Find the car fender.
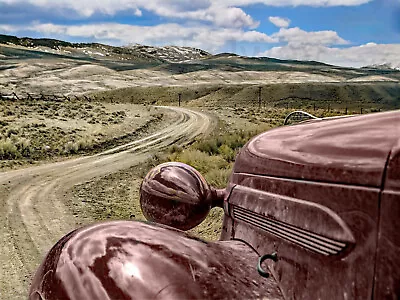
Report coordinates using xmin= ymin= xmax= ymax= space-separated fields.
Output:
xmin=29 ymin=221 xmax=283 ymax=300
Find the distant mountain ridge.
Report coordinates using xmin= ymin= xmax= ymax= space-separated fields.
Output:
xmin=1 ymin=33 xmax=400 ymax=81
xmin=128 ymin=44 xmax=210 ymax=62
xmin=0 ymin=34 xmax=211 ymax=63
xmin=363 ymin=63 xmax=400 ymax=71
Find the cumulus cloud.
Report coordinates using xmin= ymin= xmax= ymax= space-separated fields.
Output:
xmin=0 ymin=0 xmax=259 ymax=28
xmin=0 ymin=24 xmax=18 ymax=32
xmin=178 ymin=4 xmax=259 ymax=28
xmin=0 ymin=0 xmax=373 ymax=24
xmin=1 ymin=22 xmax=275 ymax=52
xmin=272 ymin=27 xmax=349 ymax=45
xmin=259 ymin=43 xmax=400 ymax=68
xmin=221 ymin=0 xmax=372 ymax=6
xmin=269 ymin=16 xmax=291 ymax=28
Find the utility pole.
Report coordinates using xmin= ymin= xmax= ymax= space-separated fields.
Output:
xmin=178 ymin=93 xmax=182 ymax=107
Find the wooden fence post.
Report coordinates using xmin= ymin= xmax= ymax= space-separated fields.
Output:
xmin=12 ymin=92 xmax=20 ymax=100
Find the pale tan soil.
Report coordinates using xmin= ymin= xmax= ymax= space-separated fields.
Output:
xmin=0 ymin=106 xmax=212 ymax=299
xmin=347 ymin=75 xmax=399 ymax=82
xmin=2 ymin=57 xmax=397 ymax=96
xmin=1 ymin=60 xmax=346 ymax=95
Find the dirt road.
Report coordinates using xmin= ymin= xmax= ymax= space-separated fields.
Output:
xmin=0 ymin=106 xmax=212 ymax=299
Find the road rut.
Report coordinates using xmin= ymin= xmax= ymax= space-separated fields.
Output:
xmin=0 ymin=106 xmax=212 ymax=299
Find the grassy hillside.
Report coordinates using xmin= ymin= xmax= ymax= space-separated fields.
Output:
xmin=92 ymin=82 xmax=400 ymax=112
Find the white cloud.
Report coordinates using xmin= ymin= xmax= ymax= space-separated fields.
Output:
xmin=259 ymin=43 xmax=400 ymax=68
xmin=0 ymin=0 xmax=373 ymax=25
xmin=134 ymin=8 xmax=143 ymax=17
xmin=178 ymin=4 xmax=260 ymax=28
xmin=0 ymin=24 xmax=18 ymax=32
xmin=1 ymin=22 xmax=275 ymax=52
xmin=218 ymin=0 xmax=372 ymax=7
xmin=0 ymin=0 xmax=259 ymax=28
xmin=272 ymin=27 xmax=349 ymax=45
xmin=269 ymin=16 xmax=291 ymax=28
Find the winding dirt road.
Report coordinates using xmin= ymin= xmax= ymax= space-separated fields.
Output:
xmin=0 ymin=106 xmax=212 ymax=299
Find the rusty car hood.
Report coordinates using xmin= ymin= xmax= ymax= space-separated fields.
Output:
xmin=233 ymin=110 xmax=400 ymax=187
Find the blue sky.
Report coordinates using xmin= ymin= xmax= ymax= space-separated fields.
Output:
xmin=0 ymin=0 xmax=399 ymax=67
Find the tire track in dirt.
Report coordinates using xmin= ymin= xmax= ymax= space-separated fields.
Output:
xmin=0 ymin=106 xmax=212 ymax=299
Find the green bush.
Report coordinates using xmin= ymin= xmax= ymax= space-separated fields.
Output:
xmin=217 ymin=144 xmax=236 ymax=162
xmin=204 ymin=168 xmax=232 ymax=188
xmin=76 ymin=138 xmax=93 ymax=151
xmin=15 ymin=138 xmax=32 ymax=157
xmin=169 ymin=149 xmax=228 ymax=174
xmin=64 ymin=141 xmax=79 ymax=154
xmin=0 ymin=138 xmax=20 ymax=159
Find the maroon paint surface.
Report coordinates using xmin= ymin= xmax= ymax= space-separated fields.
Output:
xmin=227 ymin=174 xmax=380 ymax=299
xmin=140 ymin=162 xmax=224 ymax=231
xmin=29 ymin=221 xmax=283 ymax=300
xmin=374 ymin=139 xmax=400 ymax=299
xmin=234 ymin=110 xmax=400 ymax=187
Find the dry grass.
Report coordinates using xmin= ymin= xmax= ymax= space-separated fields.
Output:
xmin=0 ymin=98 xmax=166 ymax=169
xmin=69 ymin=107 xmax=282 ymax=241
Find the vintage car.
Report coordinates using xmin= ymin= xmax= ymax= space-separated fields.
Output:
xmin=29 ymin=110 xmax=400 ymax=300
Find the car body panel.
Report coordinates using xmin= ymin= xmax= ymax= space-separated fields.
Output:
xmin=29 ymin=221 xmax=283 ymax=300
xmin=226 ymin=173 xmax=380 ymax=299
xmin=223 ymin=111 xmax=400 ymax=299
xmin=234 ymin=110 xmax=400 ymax=187
xmin=374 ymin=139 xmax=400 ymax=299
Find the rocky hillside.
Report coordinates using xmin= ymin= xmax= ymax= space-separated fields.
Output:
xmin=363 ymin=63 xmax=400 ymax=71
xmin=129 ymin=45 xmax=210 ymax=62
xmin=0 ymin=34 xmax=210 ymax=63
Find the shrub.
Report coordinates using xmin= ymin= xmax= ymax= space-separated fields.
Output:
xmin=196 ymin=139 xmax=219 ymax=155
xmin=168 ymin=144 xmax=183 ymax=154
xmin=218 ymin=144 xmax=236 ymax=162
xmin=15 ymin=138 xmax=32 ymax=157
xmin=204 ymin=168 xmax=232 ymax=188
xmin=76 ymin=138 xmax=93 ymax=151
xmin=0 ymin=138 xmax=20 ymax=159
xmin=169 ymin=149 xmax=228 ymax=174
xmin=64 ymin=141 xmax=79 ymax=154
xmin=6 ymin=128 xmax=19 ymax=137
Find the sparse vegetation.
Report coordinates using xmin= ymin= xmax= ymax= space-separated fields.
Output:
xmin=70 ymin=107 xmax=280 ymax=241
xmin=0 ymin=97 xmax=166 ymax=169
xmin=93 ymin=82 xmax=400 ymax=111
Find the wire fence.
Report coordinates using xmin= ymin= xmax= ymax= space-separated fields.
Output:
xmin=0 ymin=91 xmax=387 ymax=115
xmin=0 ymin=93 xmax=94 ymax=102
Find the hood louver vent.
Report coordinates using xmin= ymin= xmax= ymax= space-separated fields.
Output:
xmin=233 ymin=206 xmax=347 ymax=256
